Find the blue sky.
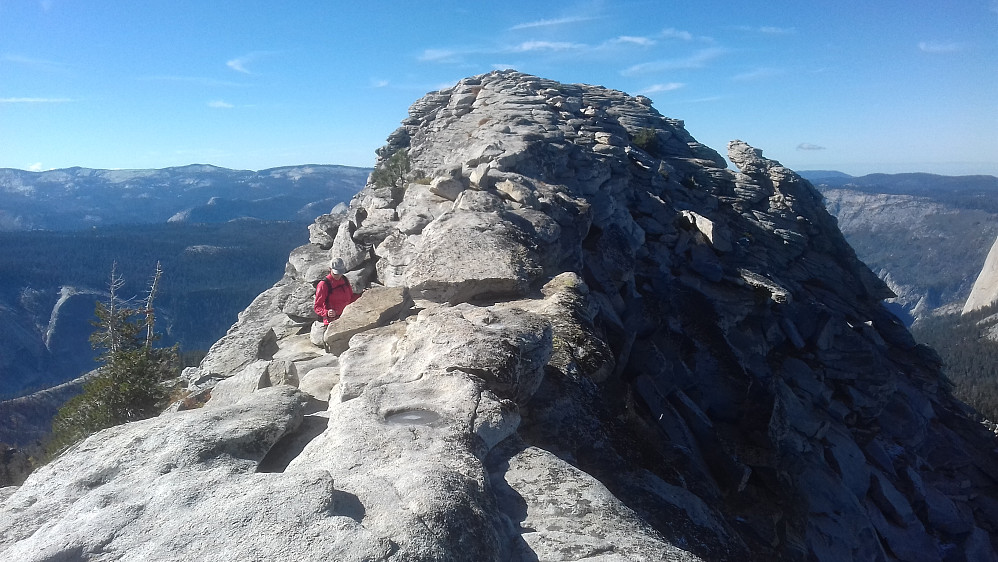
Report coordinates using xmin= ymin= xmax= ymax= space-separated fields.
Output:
xmin=2 ymin=0 xmax=996 ymax=176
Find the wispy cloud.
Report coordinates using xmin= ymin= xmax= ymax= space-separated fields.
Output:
xmin=509 ymin=41 xmax=585 ymax=53
xmin=759 ymin=26 xmax=796 ymax=34
xmin=208 ymin=100 xmax=234 ymax=109
xmin=621 ymin=47 xmax=727 ymax=75
xmin=918 ymin=41 xmax=965 ymax=54
xmin=28 ymin=162 xmax=44 ymax=172
xmin=639 ymin=83 xmax=685 ymax=95
xmin=0 ymin=97 xmax=72 ymax=103
xmin=733 ymin=25 xmax=796 ymax=35
xmin=421 ymin=32 xmax=643 ymax=67
xmin=371 ymin=79 xmax=390 ymax=88
xmin=509 ymin=16 xmax=598 ymax=30
xmin=732 ymin=67 xmax=784 ymax=81
xmin=660 ymin=28 xmax=694 ymax=41
xmin=226 ymin=51 xmax=278 ymax=74
xmin=227 ymin=56 xmax=253 ymax=74
xmin=608 ymin=36 xmax=656 ymax=47
xmin=797 ymin=143 xmax=826 ymax=151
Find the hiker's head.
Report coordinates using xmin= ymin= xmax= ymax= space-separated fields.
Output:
xmin=330 ymin=258 xmax=346 ymax=277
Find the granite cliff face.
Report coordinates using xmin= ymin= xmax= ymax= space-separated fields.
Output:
xmin=2 ymin=71 xmax=996 ymax=561
xmin=964 ymin=234 xmax=998 ymax=315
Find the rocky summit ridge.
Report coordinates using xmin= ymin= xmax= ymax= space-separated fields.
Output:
xmin=2 ymin=70 xmax=996 ymax=561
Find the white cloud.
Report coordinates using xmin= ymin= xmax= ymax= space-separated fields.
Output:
xmin=0 ymin=97 xmax=71 ymax=103
xmin=918 ymin=41 xmax=965 ymax=54
xmin=208 ymin=100 xmax=234 ymax=109
xmin=660 ymin=28 xmax=694 ymax=41
xmin=797 ymin=143 xmax=826 ymax=151
xmin=621 ymin=47 xmax=727 ymax=75
xmin=226 ymin=56 xmax=252 ymax=74
xmin=371 ymin=79 xmax=390 ymax=88
xmin=639 ymin=83 xmax=685 ymax=94
xmin=610 ymin=36 xmax=656 ymax=47
xmin=491 ymin=63 xmax=518 ymax=70
xmin=226 ymin=51 xmax=278 ymax=74
xmin=28 ymin=162 xmax=44 ymax=172
xmin=759 ymin=26 xmax=795 ymax=34
xmin=509 ymin=41 xmax=585 ymax=53
xmin=686 ymin=95 xmax=724 ymax=103
xmin=509 ymin=16 xmax=598 ymax=30
xmin=733 ymin=25 xmax=796 ymax=35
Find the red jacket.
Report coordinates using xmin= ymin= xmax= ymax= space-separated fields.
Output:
xmin=314 ymin=274 xmax=357 ymax=324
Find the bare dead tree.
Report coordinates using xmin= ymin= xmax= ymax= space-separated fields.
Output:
xmin=144 ymin=261 xmax=163 ymax=349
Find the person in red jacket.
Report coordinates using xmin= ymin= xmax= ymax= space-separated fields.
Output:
xmin=314 ymin=258 xmax=358 ymax=325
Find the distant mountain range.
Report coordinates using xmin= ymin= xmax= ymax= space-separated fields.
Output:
xmin=800 ymin=170 xmax=998 ymax=323
xmin=0 ymin=164 xmax=370 ymax=230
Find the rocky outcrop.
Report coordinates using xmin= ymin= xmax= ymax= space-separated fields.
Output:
xmin=2 ymin=71 xmax=996 ymax=562
xmin=964 ymin=234 xmax=998 ymax=314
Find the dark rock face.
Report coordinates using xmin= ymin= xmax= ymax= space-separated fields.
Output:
xmin=2 ymin=71 xmax=996 ymax=561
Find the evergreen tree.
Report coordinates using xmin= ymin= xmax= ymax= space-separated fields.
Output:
xmin=46 ymin=262 xmax=180 ymax=459
xmin=370 ymin=148 xmax=410 ymax=190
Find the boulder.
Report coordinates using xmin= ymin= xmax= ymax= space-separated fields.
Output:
xmin=428 ymin=176 xmax=465 ymax=201
xmin=307 ymin=212 xmax=342 ymax=249
xmin=395 ymin=183 xmax=451 ymax=235
xmin=208 ymin=359 xmax=299 ymax=408
xmin=322 ymin=286 xmax=411 ymax=355
xmin=398 ymin=210 xmax=542 ymax=304
xmin=328 ymin=219 xmax=369 ymax=272
xmin=281 ymin=281 xmax=320 ymax=321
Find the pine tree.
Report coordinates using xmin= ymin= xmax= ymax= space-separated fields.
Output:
xmin=370 ymin=148 xmax=410 ymax=190
xmin=45 ymin=262 xmax=179 ymax=459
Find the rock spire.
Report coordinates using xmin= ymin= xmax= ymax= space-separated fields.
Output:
xmin=2 ymin=71 xmax=996 ymax=562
